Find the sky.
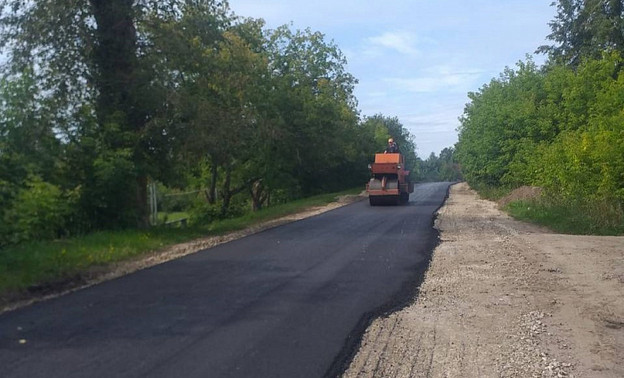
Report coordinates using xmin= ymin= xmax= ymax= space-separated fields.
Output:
xmin=227 ymin=0 xmax=557 ymax=158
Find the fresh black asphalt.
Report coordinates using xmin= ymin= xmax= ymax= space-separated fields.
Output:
xmin=0 ymin=182 xmax=452 ymax=378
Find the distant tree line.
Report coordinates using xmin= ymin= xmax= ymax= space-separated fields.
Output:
xmin=416 ymin=148 xmax=462 ymax=182
xmin=0 ymin=0 xmax=418 ymax=246
xmin=456 ymin=0 xmax=624 ymax=212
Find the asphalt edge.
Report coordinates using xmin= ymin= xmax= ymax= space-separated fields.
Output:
xmin=0 ymin=195 xmax=368 ymax=315
xmin=324 ymin=182 xmax=455 ymax=378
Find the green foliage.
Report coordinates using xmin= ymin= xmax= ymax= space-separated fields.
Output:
xmin=82 ymin=148 xmax=139 ymax=229
xmin=157 ymin=212 xmax=189 ymax=225
xmin=529 ymin=129 xmax=624 ymax=202
xmin=0 ymin=69 xmax=61 ymax=186
xmin=417 ymin=148 xmax=462 ymax=182
xmin=456 ymin=0 xmax=624 ymax=234
xmin=2 ymin=177 xmax=76 ymax=245
xmin=157 ymin=185 xmax=199 ymax=213
xmin=457 ymin=59 xmax=547 ymax=187
xmin=361 ymin=114 xmax=420 ymax=180
xmin=0 ymin=0 xmax=407 ymax=247
xmin=189 ymin=197 xmax=223 ymax=225
xmin=469 ymin=184 xmax=513 ymax=201
xmin=538 ymin=0 xmax=624 ymax=67
xmin=457 ymin=51 xmax=624 ymax=234
xmin=263 ymin=26 xmax=362 ymax=196
xmin=437 ymin=148 xmax=461 ymax=181
xmin=506 ymin=198 xmax=624 ymax=235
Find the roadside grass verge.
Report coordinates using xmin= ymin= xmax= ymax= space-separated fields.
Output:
xmin=467 ymin=181 xmax=624 ymax=236
xmin=469 ymin=183 xmax=513 ymax=201
xmin=0 ymin=188 xmax=362 ymax=301
xmin=206 ymin=189 xmax=360 ymax=234
xmin=505 ymin=198 xmax=624 ymax=236
xmin=157 ymin=211 xmax=189 ymax=224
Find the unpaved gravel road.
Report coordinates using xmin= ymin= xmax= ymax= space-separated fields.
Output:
xmin=344 ymin=182 xmax=624 ymax=378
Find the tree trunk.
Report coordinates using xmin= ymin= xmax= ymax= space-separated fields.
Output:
xmin=90 ymin=0 xmax=138 ymax=130
xmin=250 ymin=179 xmax=268 ymax=211
xmin=220 ymin=166 xmax=232 ymax=216
xmin=90 ymin=0 xmax=149 ymax=228
xmin=207 ymin=156 xmax=218 ymax=204
xmin=136 ymin=174 xmax=149 ymax=228
xmin=608 ymin=0 xmax=623 ymax=51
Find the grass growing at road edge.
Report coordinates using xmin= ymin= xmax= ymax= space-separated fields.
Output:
xmin=468 ymin=182 xmax=513 ymax=201
xmin=505 ymin=198 xmax=624 ymax=236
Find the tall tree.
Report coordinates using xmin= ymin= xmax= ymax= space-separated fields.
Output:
xmin=90 ymin=0 xmax=152 ymax=227
xmin=0 ymin=0 xmax=234 ymax=228
xmin=0 ymin=69 xmax=64 ymax=245
xmin=437 ymin=147 xmax=462 ymax=181
xmin=264 ymin=26 xmax=360 ymax=196
xmin=360 ymin=114 xmax=419 ymax=180
xmin=456 ymin=59 xmax=548 ymax=187
xmin=144 ymin=4 xmax=260 ymax=214
xmin=538 ymin=0 xmax=624 ymax=66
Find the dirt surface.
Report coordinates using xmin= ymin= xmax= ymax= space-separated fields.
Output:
xmin=1 ymin=194 xmax=365 ymax=314
xmin=343 ymin=182 xmax=624 ymax=378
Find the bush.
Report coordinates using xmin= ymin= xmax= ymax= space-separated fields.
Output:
xmin=189 ymin=199 xmax=222 ymax=225
xmin=157 ymin=184 xmax=200 ymax=213
xmin=529 ymin=129 xmax=624 ymax=202
xmin=87 ymin=148 xmax=137 ymax=229
xmin=4 ymin=176 xmax=75 ymax=244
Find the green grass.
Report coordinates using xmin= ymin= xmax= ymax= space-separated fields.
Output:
xmin=208 ymin=189 xmax=360 ymax=234
xmin=0 ymin=188 xmax=362 ymax=299
xmin=505 ymin=198 xmax=624 ymax=236
xmin=468 ymin=182 xmax=513 ymax=201
xmin=157 ymin=211 xmax=189 ymax=224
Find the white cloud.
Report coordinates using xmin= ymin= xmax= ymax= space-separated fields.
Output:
xmin=385 ymin=74 xmax=474 ymax=93
xmin=366 ymin=31 xmax=425 ymax=57
xmin=403 ymin=113 xmax=457 ymax=131
xmin=385 ymin=67 xmax=483 ymax=94
xmin=227 ymin=0 xmax=556 ymax=157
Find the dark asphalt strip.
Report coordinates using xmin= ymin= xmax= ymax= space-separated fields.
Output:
xmin=324 ymin=182 xmax=452 ymax=378
xmin=0 ymin=182 xmax=453 ymax=378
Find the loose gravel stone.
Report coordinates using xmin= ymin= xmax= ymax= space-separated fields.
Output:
xmin=343 ymin=183 xmax=623 ymax=378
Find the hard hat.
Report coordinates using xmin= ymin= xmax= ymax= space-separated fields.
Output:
xmin=388 ymin=138 xmax=394 ymax=143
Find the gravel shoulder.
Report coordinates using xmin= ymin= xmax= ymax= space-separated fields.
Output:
xmin=343 ymin=182 xmax=624 ymax=378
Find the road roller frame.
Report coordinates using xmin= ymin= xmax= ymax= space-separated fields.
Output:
xmin=366 ymin=153 xmax=414 ymax=206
